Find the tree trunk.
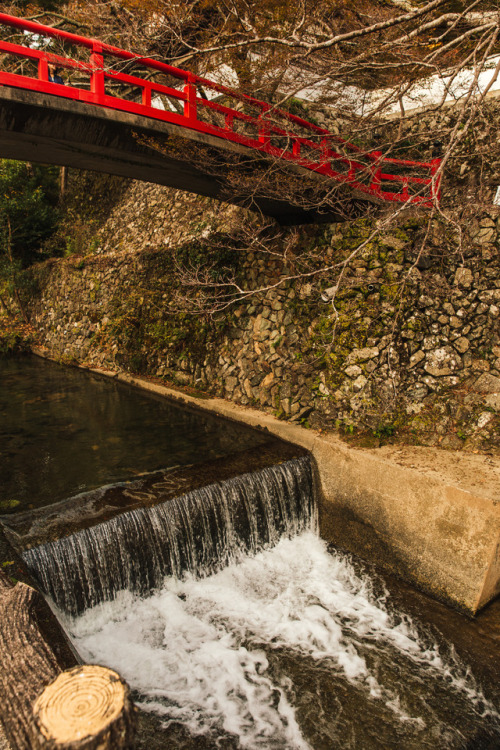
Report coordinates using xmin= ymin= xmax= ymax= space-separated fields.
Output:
xmin=0 ymin=293 xmax=13 ymax=318
xmin=5 ymin=218 xmax=29 ymax=325
xmin=0 ymin=573 xmax=135 ymax=749
xmin=59 ymin=167 xmax=68 ymax=200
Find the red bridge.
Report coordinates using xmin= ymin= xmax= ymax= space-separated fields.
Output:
xmin=0 ymin=13 xmax=441 ymax=223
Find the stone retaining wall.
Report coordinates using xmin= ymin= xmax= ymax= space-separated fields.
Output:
xmin=27 ymin=179 xmax=500 ymax=453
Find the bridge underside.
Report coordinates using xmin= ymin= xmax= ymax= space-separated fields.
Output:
xmin=0 ymin=87 xmax=373 ymax=225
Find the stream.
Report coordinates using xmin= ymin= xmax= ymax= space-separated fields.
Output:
xmin=1 ymin=356 xmax=499 ymax=750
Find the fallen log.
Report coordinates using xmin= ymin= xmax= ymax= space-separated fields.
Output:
xmin=0 ymin=572 xmax=135 ymax=749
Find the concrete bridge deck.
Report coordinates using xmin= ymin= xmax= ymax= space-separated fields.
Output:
xmin=0 ymin=86 xmax=350 ymax=225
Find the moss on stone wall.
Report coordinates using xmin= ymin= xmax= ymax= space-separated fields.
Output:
xmin=17 ymin=101 xmax=500 ymax=455
xmin=25 ymin=196 xmax=500 ymax=455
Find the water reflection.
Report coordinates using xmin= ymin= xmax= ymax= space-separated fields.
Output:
xmin=0 ymin=356 xmax=268 ymax=512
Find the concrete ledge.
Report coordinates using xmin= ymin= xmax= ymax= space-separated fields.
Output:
xmin=31 ymin=353 xmax=500 ymax=615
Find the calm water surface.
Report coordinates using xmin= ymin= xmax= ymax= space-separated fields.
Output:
xmin=0 ymin=356 xmax=268 ymax=512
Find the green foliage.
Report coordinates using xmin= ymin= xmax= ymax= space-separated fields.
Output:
xmin=372 ymin=423 xmax=395 ymax=439
xmin=0 ymin=160 xmax=60 ymax=319
xmin=0 ymin=254 xmax=23 ymax=307
xmin=0 ymin=160 xmax=60 ymax=268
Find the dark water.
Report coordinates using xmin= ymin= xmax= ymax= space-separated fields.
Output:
xmin=0 ymin=356 xmax=268 ymax=513
xmin=2 ymin=356 xmax=500 ymax=750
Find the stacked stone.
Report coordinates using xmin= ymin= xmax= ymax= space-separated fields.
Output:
xmin=28 ymin=173 xmax=499 ymax=453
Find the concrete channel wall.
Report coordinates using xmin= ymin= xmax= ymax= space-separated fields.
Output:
xmin=80 ymin=365 xmax=499 ymax=616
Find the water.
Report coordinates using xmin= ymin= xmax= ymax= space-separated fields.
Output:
xmin=0 ymin=356 xmax=269 ymax=512
xmin=3 ymin=356 xmax=500 ymax=748
xmin=23 ymin=457 xmax=316 ymax=615
xmin=21 ymin=451 xmax=500 ymax=750
xmin=64 ymin=533 xmax=500 ymax=750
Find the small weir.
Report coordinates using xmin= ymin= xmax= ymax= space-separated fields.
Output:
xmin=22 ymin=457 xmax=316 ymax=616
xmin=19 ymin=453 xmax=500 ymax=750
xmin=2 ymin=357 xmax=500 ymax=750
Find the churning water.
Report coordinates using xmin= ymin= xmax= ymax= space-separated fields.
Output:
xmin=22 ymin=452 xmax=500 ymax=749
xmin=64 ymin=533 xmax=500 ymax=750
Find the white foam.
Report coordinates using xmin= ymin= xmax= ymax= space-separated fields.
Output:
xmin=68 ymin=585 xmax=308 ymax=748
xmin=66 ymin=532 xmax=498 ymax=748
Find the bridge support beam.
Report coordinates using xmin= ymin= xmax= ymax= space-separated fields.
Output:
xmin=0 ymin=87 xmax=355 ymax=225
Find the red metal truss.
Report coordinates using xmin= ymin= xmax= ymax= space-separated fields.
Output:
xmin=0 ymin=12 xmax=441 ymax=206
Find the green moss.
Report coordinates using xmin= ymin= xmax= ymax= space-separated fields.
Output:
xmin=0 ymin=499 xmax=20 ymax=512
xmin=404 ymin=317 xmax=422 ymax=332
xmin=372 ymin=423 xmax=396 ymax=439
xmin=101 ymin=238 xmax=241 ymax=373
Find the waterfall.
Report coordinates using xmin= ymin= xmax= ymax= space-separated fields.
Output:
xmin=23 ymin=456 xmax=316 ymax=615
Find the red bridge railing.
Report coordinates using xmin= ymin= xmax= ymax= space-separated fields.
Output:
xmin=0 ymin=13 xmax=441 ymax=206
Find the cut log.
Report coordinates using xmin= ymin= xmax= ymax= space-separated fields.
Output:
xmin=0 ymin=571 xmax=135 ymax=749
xmin=33 ymin=665 xmax=136 ymax=750
xmin=0 ymin=575 xmax=63 ymax=749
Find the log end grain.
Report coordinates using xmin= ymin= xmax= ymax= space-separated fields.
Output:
xmin=33 ymin=665 xmax=135 ymax=749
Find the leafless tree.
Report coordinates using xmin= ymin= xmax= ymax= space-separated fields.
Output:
xmin=2 ymin=0 xmax=500 ymax=324
xmin=136 ymin=0 xmax=500 ymax=323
